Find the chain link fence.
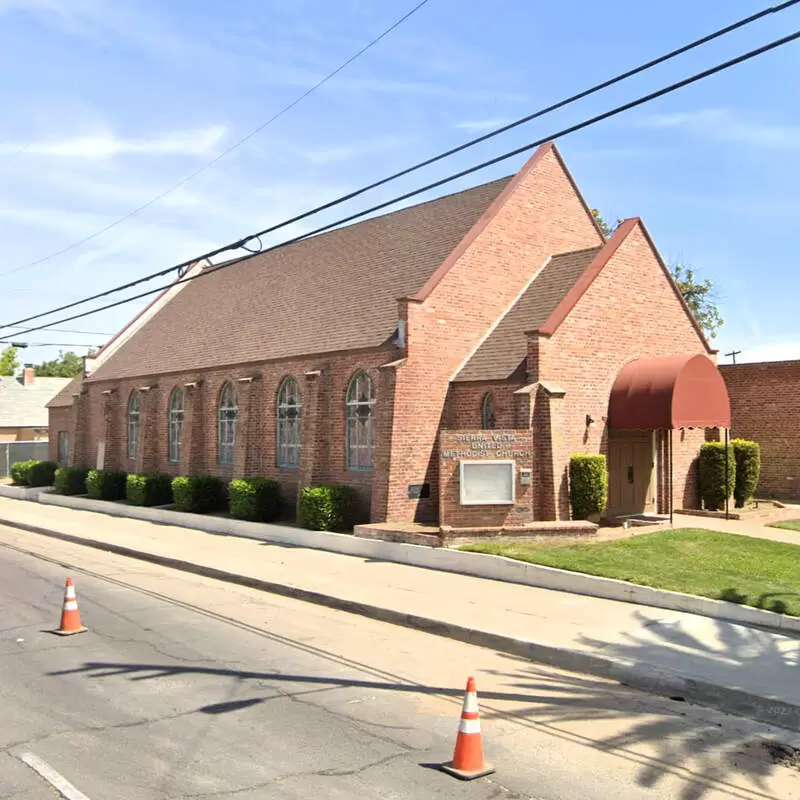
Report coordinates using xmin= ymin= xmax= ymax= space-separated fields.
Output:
xmin=0 ymin=441 xmax=49 ymax=478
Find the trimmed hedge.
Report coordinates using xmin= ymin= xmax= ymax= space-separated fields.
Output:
xmin=732 ymin=439 xmax=761 ymax=509
xmin=171 ymin=475 xmax=226 ymax=514
xmin=86 ymin=469 xmax=128 ymax=501
xmin=10 ymin=459 xmax=36 ymax=485
xmin=699 ymin=442 xmax=735 ymax=511
xmin=126 ymin=473 xmax=173 ymax=507
xmin=54 ymin=466 xmax=89 ymax=495
xmin=298 ymin=484 xmax=362 ymax=532
xmin=27 ymin=460 xmax=57 ymax=487
xmin=569 ymin=454 xmax=608 ymax=520
xmin=229 ymin=478 xmax=282 ymax=522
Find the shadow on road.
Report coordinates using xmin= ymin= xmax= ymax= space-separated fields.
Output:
xmin=52 ymin=625 xmax=798 ymax=800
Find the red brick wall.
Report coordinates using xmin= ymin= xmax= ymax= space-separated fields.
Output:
xmin=721 ymin=360 xmax=800 ymax=500
xmin=443 ymin=381 xmax=523 ymax=430
xmin=62 ymin=347 xmax=397 ymax=512
xmin=48 ymin=408 xmax=71 ymax=464
xmin=538 ymin=223 xmax=711 ymax=516
xmin=377 ymin=146 xmax=603 ymax=523
xmin=439 ymin=429 xmax=534 ymax=528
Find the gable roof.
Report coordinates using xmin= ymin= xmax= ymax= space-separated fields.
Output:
xmin=87 ymin=176 xmax=513 ymax=382
xmin=45 ymin=377 xmax=81 ymax=409
xmin=454 ymin=246 xmax=602 ymax=382
xmin=0 ymin=376 xmax=72 ymax=427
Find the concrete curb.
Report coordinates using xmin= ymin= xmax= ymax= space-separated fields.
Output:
xmin=3 ymin=514 xmax=800 ymax=733
xmin=0 ymin=485 xmax=54 ymax=501
xmin=33 ymin=492 xmax=800 ymax=635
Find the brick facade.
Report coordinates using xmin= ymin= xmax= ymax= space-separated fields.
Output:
xmin=48 ymin=143 xmax=726 ymax=528
xmin=721 ymin=360 xmax=800 ymax=501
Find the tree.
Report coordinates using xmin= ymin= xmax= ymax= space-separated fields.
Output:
xmin=34 ymin=350 xmax=85 ymax=378
xmin=0 ymin=345 xmax=20 ymax=376
xmin=591 ymin=210 xmax=723 ymax=340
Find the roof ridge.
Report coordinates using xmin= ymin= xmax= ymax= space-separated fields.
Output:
xmin=551 ymin=244 xmax=604 ymax=258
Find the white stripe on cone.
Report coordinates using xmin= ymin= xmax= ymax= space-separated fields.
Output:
xmin=463 ymin=692 xmax=478 ymax=714
xmin=65 ymin=586 xmax=76 ymax=600
xmin=63 ymin=601 xmax=78 ymax=611
xmin=458 ymin=718 xmax=481 ymax=735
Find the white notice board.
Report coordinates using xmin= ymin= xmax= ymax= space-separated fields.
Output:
xmin=459 ymin=460 xmax=515 ymax=505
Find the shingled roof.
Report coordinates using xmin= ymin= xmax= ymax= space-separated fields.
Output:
xmin=88 ymin=177 xmax=513 ymax=382
xmin=45 ymin=377 xmax=80 ymax=409
xmin=0 ymin=376 xmax=72 ymax=426
xmin=454 ymin=246 xmax=602 ymax=382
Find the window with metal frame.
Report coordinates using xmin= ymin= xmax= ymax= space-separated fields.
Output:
xmin=277 ymin=377 xmax=302 ymax=468
xmin=57 ymin=430 xmax=69 ymax=465
xmin=481 ymin=392 xmax=496 ymax=430
xmin=218 ymin=382 xmax=238 ymax=465
xmin=346 ymin=371 xmax=375 ymax=471
xmin=168 ymin=387 xmax=184 ymax=463
xmin=127 ymin=391 xmax=141 ymax=460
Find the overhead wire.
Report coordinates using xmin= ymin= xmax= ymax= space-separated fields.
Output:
xmin=5 ymin=26 xmax=799 ymax=340
xmin=1 ymin=0 xmax=797 ymax=335
xmin=0 ymin=0 xmax=432 ymax=278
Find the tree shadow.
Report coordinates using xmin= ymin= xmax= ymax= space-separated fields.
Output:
xmin=52 ymin=653 xmax=798 ymax=800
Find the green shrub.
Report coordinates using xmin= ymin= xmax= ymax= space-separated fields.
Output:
xmin=86 ymin=469 xmax=128 ymax=501
xmin=10 ymin=459 xmax=36 ymax=485
xmin=699 ymin=442 xmax=735 ymax=511
xmin=171 ymin=475 xmax=226 ymax=514
xmin=54 ymin=466 xmax=89 ymax=495
xmin=732 ymin=439 xmax=761 ymax=509
xmin=27 ymin=460 xmax=57 ymax=487
xmin=569 ymin=455 xmax=608 ymax=520
xmin=229 ymin=478 xmax=282 ymax=522
xmin=297 ymin=484 xmax=362 ymax=532
xmin=126 ymin=473 xmax=173 ymax=507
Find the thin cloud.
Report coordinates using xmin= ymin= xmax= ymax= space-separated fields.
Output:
xmin=455 ymin=118 xmax=508 ymax=133
xmin=0 ymin=126 xmax=228 ymax=158
xmin=637 ymin=108 xmax=800 ymax=149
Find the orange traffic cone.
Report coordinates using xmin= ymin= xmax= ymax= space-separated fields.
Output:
xmin=54 ymin=578 xmax=87 ymax=636
xmin=440 ymin=676 xmax=494 ymax=780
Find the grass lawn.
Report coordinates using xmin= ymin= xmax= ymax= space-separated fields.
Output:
xmin=767 ymin=519 xmax=800 ymax=532
xmin=461 ymin=528 xmax=800 ymax=616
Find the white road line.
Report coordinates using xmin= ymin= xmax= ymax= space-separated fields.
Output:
xmin=18 ymin=751 xmax=91 ymax=800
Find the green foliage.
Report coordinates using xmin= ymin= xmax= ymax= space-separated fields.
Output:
xmin=33 ymin=350 xmax=86 ymax=378
xmin=27 ymin=460 xmax=57 ymax=487
xmin=86 ymin=469 xmax=128 ymax=501
xmin=54 ymin=466 xmax=89 ymax=495
xmin=126 ymin=473 xmax=173 ymax=507
xmin=732 ymin=439 xmax=761 ymax=509
xmin=228 ymin=478 xmax=282 ymax=522
xmin=171 ymin=475 xmax=226 ymax=514
xmin=298 ymin=484 xmax=363 ymax=532
xmin=671 ymin=264 xmax=724 ymax=340
xmin=592 ymin=210 xmax=723 ymax=340
xmin=11 ymin=459 xmax=57 ymax=487
xmin=569 ymin=455 xmax=608 ymax=520
xmin=699 ymin=443 xmax=735 ymax=511
xmin=0 ymin=345 xmax=20 ymax=376
xmin=10 ymin=460 xmax=35 ymax=485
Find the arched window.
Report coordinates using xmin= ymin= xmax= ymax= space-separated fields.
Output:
xmin=127 ymin=390 xmax=141 ymax=460
xmin=168 ymin=387 xmax=184 ymax=463
xmin=481 ymin=392 xmax=496 ymax=430
xmin=346 ymin=371 xmax=375 ymax=470
xmin=277 ymin=377 xmax=302 ymax=468
xmin=218 ymin=382 xmax=238 ymax=465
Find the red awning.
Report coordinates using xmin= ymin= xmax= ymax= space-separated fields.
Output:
xmin=608 ymin=354 xmax=731 ymax=430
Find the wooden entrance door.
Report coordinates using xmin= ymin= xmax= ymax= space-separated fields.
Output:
xmin=607 ymin=430 xmax=655 ymax=518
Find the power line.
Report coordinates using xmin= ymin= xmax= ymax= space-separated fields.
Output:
xmin=1 ymin=0 xmax=796 ymax=334
xmin=6 ymin=26 xmax=799 ymax=340
xmin=1 ymin=325 xmax=113 ymax=336
xmin=0 ymin=341 xmax=102 ymax=348
xmin=0 ymin=0 xmax=432 ymax=278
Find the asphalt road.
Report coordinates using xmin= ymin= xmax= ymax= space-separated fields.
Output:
xmin=2 ymin=526 xmax=800 ymax=800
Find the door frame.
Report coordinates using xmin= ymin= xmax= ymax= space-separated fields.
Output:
xmin=606 ymin=429 xmax=657 ymax=518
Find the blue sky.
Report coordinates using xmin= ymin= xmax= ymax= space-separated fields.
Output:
xmin=0 ymin=0 xmax=798 ymax=365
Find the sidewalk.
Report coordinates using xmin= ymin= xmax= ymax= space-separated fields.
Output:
xmin=1 ymin=495 xmax=800 ymax=732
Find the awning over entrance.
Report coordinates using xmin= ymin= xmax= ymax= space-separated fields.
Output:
xmin=608 ymin=354 xmax=731 ymax=430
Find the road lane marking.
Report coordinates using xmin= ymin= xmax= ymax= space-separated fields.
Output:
xmin=18 ymin=751 xmax=91 ymax=800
